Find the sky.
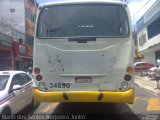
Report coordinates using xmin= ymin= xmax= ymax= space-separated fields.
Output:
xmin=128 ymin=0 xmax=157 ymax=23
xmin=37 ymin=0 xmax=157 ymax=24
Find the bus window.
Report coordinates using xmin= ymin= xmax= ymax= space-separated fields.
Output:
xmin=37 ymin=4 xmax=129 ymax=38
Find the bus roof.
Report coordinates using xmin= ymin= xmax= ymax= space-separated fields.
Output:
xmin=39 ymin=0 xmax=127 ymax=8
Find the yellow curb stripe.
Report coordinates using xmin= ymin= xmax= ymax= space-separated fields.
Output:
xmin=41 ymin=103 xmax=59 ymax=113
xmin=147 ymin=98 xmax=160 ymax=111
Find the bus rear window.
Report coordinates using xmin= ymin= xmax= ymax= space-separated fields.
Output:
xmin=37 ymin=4 xmax=129 ymax=38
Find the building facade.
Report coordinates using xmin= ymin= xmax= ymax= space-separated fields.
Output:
xmin=25 ymin=0 xmax=38 ymax=45
xmin=0 ymin=0 xmax=25 ymax=34
xmin=0 ymin=0 xmax=38 ymax=71
xmin=0 ymin=33 xmax=13 ymax=70
xmin=135 ymin=0 xmax=160 ymax=65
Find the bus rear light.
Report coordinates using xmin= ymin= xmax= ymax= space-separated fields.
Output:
xmin=34 ymin=67 xmax=40 ymax=74
xmin=126 ymin=67 xmax=133 ymax=74
xmin=124 ymin=74 xmax=131 ymax=81
xmin=36 ymin=75 xmax=43 ymax=81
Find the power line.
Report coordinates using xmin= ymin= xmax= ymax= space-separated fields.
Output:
xmin=131 ymin=0 xmax=151 ymax=20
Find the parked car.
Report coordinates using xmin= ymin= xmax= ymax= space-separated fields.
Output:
xmin=134 ymin=62 xmax=154 ymax=72
xmin=0 ymin=71 xmax=37 ymax=114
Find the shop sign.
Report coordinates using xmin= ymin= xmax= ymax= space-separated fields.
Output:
xmin=0 ymin=40 xmax=12 ymax=48
xmin=0 ymin=33 xmax=12 ymax=48
xmin=13 ymin=41 xmax=30 ymax=58
xmin=19 ymin=44 xmax=27 ymax=55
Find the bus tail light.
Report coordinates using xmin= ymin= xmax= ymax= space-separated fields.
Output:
xmin=126 ymin=67 xmax=133 ymax=74
xmin=36 ymin=75 xmax=42 ymax=81
xmin=124 ymin=74 xmax=131 ymax=81
xmin=34 ymin=67 xmax=40 ymax=74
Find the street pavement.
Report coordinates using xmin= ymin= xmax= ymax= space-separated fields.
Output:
xmin=135 ymin=75 xmax=160 ymax=96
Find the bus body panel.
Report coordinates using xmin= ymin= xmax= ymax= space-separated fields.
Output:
xmin=33 ymin=38 xmax=134 ymax=91
xmin=33 ymin=1 xmax=134 ymax=103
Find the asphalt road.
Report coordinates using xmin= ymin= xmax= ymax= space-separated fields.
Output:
xmin=18 ymin=84 xmax=160 ymax=120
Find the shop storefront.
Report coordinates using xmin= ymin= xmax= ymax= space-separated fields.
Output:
xmin=0 ymin=33 xmax=13 ymax=70
xmin=136 ymin=0 xmax=160 ymax=65
xmin=142 ymin=43 xmax=160 ymax=65
xmin=13 ymin=41 xmax=33 ymax=71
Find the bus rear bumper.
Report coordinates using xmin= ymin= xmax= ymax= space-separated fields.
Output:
xmin=33 ymin=88 xmax=135 ymax=104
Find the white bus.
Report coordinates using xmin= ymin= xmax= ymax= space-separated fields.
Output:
xmin=33 ymin=0 xmax=135 ymax=103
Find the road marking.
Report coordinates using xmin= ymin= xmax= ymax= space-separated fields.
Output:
xmin=41 ymin=103 xmax=59 ymax=113
xmin=147 ymin=98 xmax=160 ymax=111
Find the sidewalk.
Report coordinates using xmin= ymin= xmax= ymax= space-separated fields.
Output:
xmin=135 ymin=75 xmax=160 ymax=95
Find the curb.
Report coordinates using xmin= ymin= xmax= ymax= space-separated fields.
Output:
xmin=135 ymin=76 xmax=160 ymax=96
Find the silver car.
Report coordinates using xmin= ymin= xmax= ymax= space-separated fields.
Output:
xmin=0 ymin=71 xmax=36 ymax=114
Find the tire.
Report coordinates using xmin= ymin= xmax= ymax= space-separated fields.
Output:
xmin=29 ymin=98 xmax=40 ymax=109
xmin=1 ymin=107 xmax=11 ymax=115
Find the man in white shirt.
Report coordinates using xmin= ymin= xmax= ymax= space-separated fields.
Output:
xmin=27 ymin=67 xmax=33 ymax=78
xmin=157 ymin=58 xmax=160 ymax=68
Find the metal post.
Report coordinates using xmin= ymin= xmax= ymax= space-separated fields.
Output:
xmin=140 ymin=71 xmax=143 ymax=76
xmin=156 ymin=79 xmax=160 ymax=89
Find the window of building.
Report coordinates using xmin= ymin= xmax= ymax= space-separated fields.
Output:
xmin=10 ymin=9 xmax=15 ymax=13
xmin=147 ymin=17 xmax=160 ymax=39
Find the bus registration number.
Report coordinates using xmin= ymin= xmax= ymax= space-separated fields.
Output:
xmin=75 ymin=76 xmax=92 ymax=83
xmin=49 ymin=83 xmax=70 ymax=88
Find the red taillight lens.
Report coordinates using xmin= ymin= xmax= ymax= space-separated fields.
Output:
xmin=34 ymin=67 xmax=40 ymax=74
xmin=36 ymin=75 xmax=42 ymax=81
xmin=124 ymin=74 xmax=132 ymax=81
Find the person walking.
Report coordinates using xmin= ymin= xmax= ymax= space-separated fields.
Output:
xmin=27 ymin=67 xmax=33 ymax=78
xmin=155 ymin=59 xmax=160 ymax=89
xmin=157 ymin=58 xmax=160 ymax=68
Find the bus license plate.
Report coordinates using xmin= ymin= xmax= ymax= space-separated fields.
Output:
xmin=75 ymin=77 xmax=92 ymax=83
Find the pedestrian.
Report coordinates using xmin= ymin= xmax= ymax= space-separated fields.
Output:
xmin=155 ymin=77 xmax=160 ymax=89
xmin=27 ymin=67 xmax=33 ymax=78
xmin=157 ymin=58 xmax=160 ymax=68
xmin=155 ymin=67 xmax=160 ymax=89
